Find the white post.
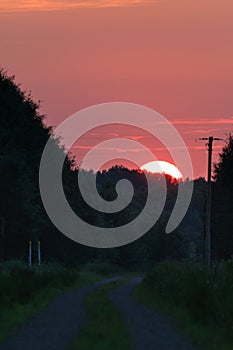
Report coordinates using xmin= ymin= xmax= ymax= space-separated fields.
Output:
xmin=29 ymin=241 xmax=32 ymax=268
xmin=38 ymin=241 xmax=41 ymax=265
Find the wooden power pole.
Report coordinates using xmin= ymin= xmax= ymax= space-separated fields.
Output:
xmin=199 ymin=137 xmax=222 ymax=265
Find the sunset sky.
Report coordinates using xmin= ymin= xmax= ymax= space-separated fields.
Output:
xmin=1 ymin=0 xmax=233 ymax=178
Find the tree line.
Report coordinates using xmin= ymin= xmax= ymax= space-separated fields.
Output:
xmin=0 ymin=70 xmax=232 ymax=267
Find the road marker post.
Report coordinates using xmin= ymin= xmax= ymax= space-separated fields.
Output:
xmin=29 ymin=241 xmax=32 ymax=268
xmin=38 ymin=241 xmax=41 ymax=265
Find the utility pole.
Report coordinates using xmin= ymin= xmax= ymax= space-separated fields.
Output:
xmin=199 ymin=137 xmax=222 ymax=266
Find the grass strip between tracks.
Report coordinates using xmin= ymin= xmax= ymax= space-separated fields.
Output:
xmin=68 ymin=279 xmax=131 ymax=350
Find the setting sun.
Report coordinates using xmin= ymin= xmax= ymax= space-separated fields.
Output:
xmin=140 ymin=161 xmax=183 ymax=179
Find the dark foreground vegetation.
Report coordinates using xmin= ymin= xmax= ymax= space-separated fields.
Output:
xmin=0 ymin=260 xmax=82 ymax=341
xmin=0 ymin=70 xmax=233 ymax=348
xmin=135 ymin=261 xmax=233 ymax=350
xmin=0 ymin=259 xmax=122 ymax=342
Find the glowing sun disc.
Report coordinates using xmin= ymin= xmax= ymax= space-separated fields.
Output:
xmin=140 ymin=161 xmax=183 ymax=179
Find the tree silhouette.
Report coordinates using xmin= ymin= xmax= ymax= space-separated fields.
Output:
xmin=0 ymin=69 xmax=209 ymax=265
xmin=212 ymin=135 xmax=233 ymax=259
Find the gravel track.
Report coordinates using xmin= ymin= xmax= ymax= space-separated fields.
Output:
xmin=109 ymin=276 xmax=198 ymax=350
xmin=1 ymin=276 xmax=199 ymax=350
xmin=0 ymin=276 xmax=123 ymax=350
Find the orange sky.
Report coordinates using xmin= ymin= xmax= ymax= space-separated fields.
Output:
xmin=0 ymin=0 xmax=233 ymax=178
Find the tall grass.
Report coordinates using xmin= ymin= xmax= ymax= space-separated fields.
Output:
xmin=135 ymin=260 xmax=233 ymax=350
xmin=0 ymin=260 xmax=81 ymax=342
xmin=0 ymin=260 xmax=79 ymax=304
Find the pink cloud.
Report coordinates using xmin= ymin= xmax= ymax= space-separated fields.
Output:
xmin=71 ymin=144 xmax=223 ymax=153
xmin=71 ymin=145 xmax=93 ymax=150
xmin=0 ymin=0 xmax=155 ymax=12
xmin=88 ymin=132 xmax=120 ymax=137
xmin=124 ymin=135 xmax=145 ymax=141
xmin=171 ymin=119 xmax=233 ymax=125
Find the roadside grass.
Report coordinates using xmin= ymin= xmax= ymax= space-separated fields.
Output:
xmin=133 ymin=260 xmax=233 ymax=350
xmin=0 ymin=260 xmax=100 ymax=343
xmin=68 ymin=280 xmax=131 ymax=350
